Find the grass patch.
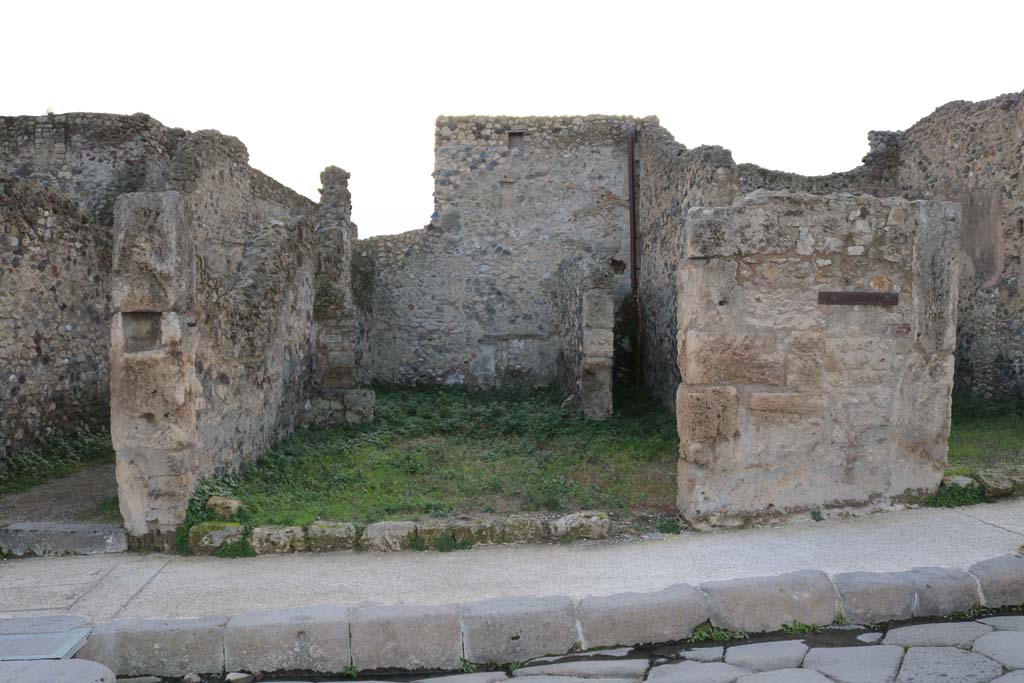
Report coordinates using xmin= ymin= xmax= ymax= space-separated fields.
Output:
xmin=781 ymin=621 xmax=825 ymax=635
xmin=0 ymin=429 xmax=114 ymax=495
xmin=947 ymin=395 xmax=1024 ymax=472
xmin=925 ymin=481 xmax=987 ymax=508
xmin=686 ymin=621 xmax=748 ymax=643
xmin=184 ymin=384 xmax=677 ymax=532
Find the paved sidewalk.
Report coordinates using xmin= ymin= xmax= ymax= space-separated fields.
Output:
xmin=2 ymin=500 xmax=1023 ymax=624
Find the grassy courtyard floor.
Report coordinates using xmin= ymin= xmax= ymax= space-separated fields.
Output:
xmin=203 ymin=385 xmax=680 ymax=529
xmin=946 ymin=395 xmax=1024 ymax=473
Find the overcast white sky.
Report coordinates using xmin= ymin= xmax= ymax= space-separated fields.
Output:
xmin=5 ymin=1 xmax=1022 ymax=236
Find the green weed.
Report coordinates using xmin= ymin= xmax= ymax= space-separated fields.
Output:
xmin=686 ymin=621 xmax=748 ymax=643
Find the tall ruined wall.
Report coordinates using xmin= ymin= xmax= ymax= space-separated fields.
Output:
xmin=111 ymin=131 xmax=319 ymax=544
xmin=676 ymin=191 xmax=960 ymax=527
xmin=635 ymin=123 xmax=740 ymax=407
xmin=355 ymin=116 xmax=636 ymax=388
xmin=555 ymin=257 xmax=614 ymax=418
xmin=0 ymin=114 xmax=184 ymax=224
xmin=895 ymin=93 xmax=1024 ymax=397
xmin=0 ymin=175 xmax=111 ymax=460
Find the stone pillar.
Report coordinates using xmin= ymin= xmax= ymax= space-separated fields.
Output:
xmin=110 ymin=191 xmax=199 ymax=547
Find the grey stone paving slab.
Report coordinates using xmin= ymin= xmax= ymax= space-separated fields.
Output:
xmin=0 ymin=615 xmax=90 ymax=634
xmin=0 ymin=658 xmax=115 ymax=682
xmin=896 ymin=646 xmax=1004 ymax=683
xmin=973 ymin=631 xmax=1024 ymax=670
xmin=528 ymin=648 xmax=634 ymax=663
xmin=578 ymin=584 xmax=707 ymax=649
xmin=351 ymin=604 xmax=462 ymax=671
xmin=802 ymin=645 xmax=904 ymax=683
xmin=856 ymin=632 xmax=883 ymax=644
xmin=461 ymin=596 xmax=577 ymax=664
xmin=724 ymin=640 xmax=807 ymax=672
xmin=993 ymin=673 xmax=1024 ymax=683
xmin=77 ymin=616 xmax=226 ymax=677
xmin=0 ymin=523 xmax=127 ymax=557
xmin=971 ymin=555 xmax=1024 ymax=608
xmin=900 ymin=567 xmax=980 ymax=617
xmin=981 ymin=617 xmax=1024 ymax=631
xmin=736 ymin=670 xmax=829 ymax=683
xmin=832 ymin=571 xmax=915 ymax=624
xmin=224 ymin=605 xmax=350 ymax=673
xmin=515 ymin=659 xmax=649 ymax=679
xmin=646 ymin=660 xmax=748 ymax=683
xmin=413 ymin=673 xmax=509 ymax=683
xmin=683 ymin=646 xmax=725 ymax=662
xmin=701 ymin=570 xmax=838 ymax=633
xmin=883 ymin=621 xmax=993 ymax=648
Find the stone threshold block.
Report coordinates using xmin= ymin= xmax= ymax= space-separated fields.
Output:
xmin=224 ymin=606 xmax=350 ymax=674
xmin=701 ymin=570 xmax=839 ymax=633
xmin=0 ymin=523 xmax=127 ymax=557
xmin=577 ymin=584 xmax=707 ymax=649
xmin=461 ymin=596 xmax=578 ymax=664
xmin=77 ymin=617 xmax=226 ymax=677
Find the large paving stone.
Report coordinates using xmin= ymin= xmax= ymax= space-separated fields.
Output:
xmin=578 ymin=584 xmax=707 ymax=649
xmin=0 ymin=659 xmax=115 ymax=682
xmin=683 ymin=646 xmax=725 ymax=662
xmin=461 ymin=596 xmax=577 ymax=664
xmin=896 ymin=646 xmax=1004 ymax=683
xmin=724 ymin=640 xmax=807 ymax=671
xmin=515 ymin=659 xmax=650 ymax=679
xmin=883 ymin=621 xmax=993 ymax=648
xmin=974 ymin=631 xmax=1024 ymax=670
xmin=0 ymin=522 xmax=127 ymax=557
xmin=224 ymin=605 xmax=350 ymax=673
xmin=832 ymin=571 xmax=915 ymax=624
xmin=646 ymin=660 xmax=748 ymax=683
xmin=992 ymin=673 xmax=1024 ymax=683
xmin=351 ymin=604 xmax=462 ymax=670
xmin=899 ymin=567 xmax=980 ymax=617
xmin=980 ymin=617 xmax=1024 ymax=631
xmin=0 ymin=615 xmax=91 ymax=634
xmin=414 ymin=673 xmax=509 ymax=683
xmin=77 ymin=616 xmax=226 ymax=676
xmin=701 ymin=570 xmax=838 ymax=633
xmin=736 ymin=670 xmax=829 ymax=683
xmin=802 ymin=645 xmax=904 ymax=683
xmin=971 ymin=555 xmax=1024 ymax=608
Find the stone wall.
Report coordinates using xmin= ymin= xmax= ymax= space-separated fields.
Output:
xmin=110 ymin=130 xmax=320 ymax=544
xmin=635 ymin=122 xmax=740 ymax=407
xmin=555 ymin=257 xmax=614 ymax=418
xmin=676 ymin=190 xmax=960 ymax=527
xmin=0 ymin=174 xmax=111 ymax=460
xmin=894 ymin=93 xmax=1024 ymax=397
xmin=354 ymin=116 xmax=637 ymax=388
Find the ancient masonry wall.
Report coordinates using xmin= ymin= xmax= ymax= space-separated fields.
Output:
xmin=111 ymin=130 xmax=320 ymax=543
xmin=555 ymin=257 xmax=614 ymax=418
xmin=354 ymin=116 xmax=637 ymax=388
xmin=635 ymin=123 xmax=740 ymax=407
xmin=895 ymin=93 xmax=1024 ymax=398
xmin=0 ymin=175 xmax=111 ymax=460
xmin=676 ymin=190 xmax=960 ymax=527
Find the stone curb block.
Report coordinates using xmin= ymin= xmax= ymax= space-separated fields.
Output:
xmin=78 ymin=617 xmax=226 ymax=677
xmin=461 ymin=595 xmax=578 ymax=664
xmin=0 ymin=522 xmax=128 ymax=557
xmin=224 ymin=605 xmax=350 ymax=673
xmin=701 ymin=570 xmax=838 ymax=633
xmin=900 ymin=566 xmax=980 ymax=617
xmin=0 ymin=659 xmax=116 ymax=682
xmin=577 ymin=584 xmax=707 ymax=649
xmin=832 ymin=571 xmax=915 ymax=624
xmin=351 ymin=604 xmax=462 ymax=671
xmin=970 ymin=554 xmax=1024 ymax=607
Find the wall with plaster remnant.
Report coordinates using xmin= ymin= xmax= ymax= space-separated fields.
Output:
xmin=676 ymin=190 xmax=960 ymax=527
xmin=0 ymin=175 xmax=111 ymax=461
xmin=354 ymin=116 xmax=636 ymax=389
xmin=555 ymin=257 xmax=614 ymax=418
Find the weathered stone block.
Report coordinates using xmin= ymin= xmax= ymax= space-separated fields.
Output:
xmin=832 ymin=571 xmax=915 ymax=624
xmin=684 ymin=332 xmax=784 ymax=386
xmin=803 ymin=646 xmax=904 ymax=683
xmin=501 ymin=515 xmax=550 ymax=543
xmin=583 ymin=290 xmax=614 ymax=328
xmin=461 ymin=596 xmax=578 ymax=663
xmin=0 ymin=660 xmax=116 ymax=683
xmin=550 ymin=511 xmax=610 ymax=539
xmin=970 ymin=554 xmax=1024 ymax=607
xmin=251 ymin=525 xmax=306 ymax=554
xmin=344 ymin=388 xmax=376 ymax=424
xmin=677 ymin=386 xmax=738 ymax=445
xmin=515 ymin=659 xmax=650 ymax=679
xmin=361 ymin=521 xmax=417 ymax=551
xmin=78 ymin=617 xmax=226 ymax=677
xmin=725 ymin=640 xmax=808 ymax=672
xmin=306 ymin=521 xmax=358 ymax=551
xmin=580 ymin=358 xmax=613 ymax=420
xmin=224 ymin=606 xmax=350 ymax=673
xmin=883 ymin=622 xmax=992 ymax=648
xmin=188 ymin=522 xmax=244 ymax=556
xmin=899 ymin=566 xmax=980 ymax=617
xmin=578 ymin=584 xmax=707 ymax=649
xmin=747 ymin=393 xmax=826 ymax=424
xmin=786 ymin=333 xmax=824 ymax=390
xmin=450 ymin=518 xmax=503 ymax=546
xmin=701 ymin=570 xmax=838 ymax=633
xmin=351 ymin=604 xmax=462 ymax=671
xmin=583 ymin=328 xmax=614 ymax=358
xmin=0 ymin=523 xmax=127 ymax=557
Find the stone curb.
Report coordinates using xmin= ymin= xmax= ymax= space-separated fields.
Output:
xmin=73 ymin=553 xmax=1024 ymax=677
xmin=0 ymin=522 xmax=128 ymax=557
xmin=188 ymin=511 xmax=612 ymax=556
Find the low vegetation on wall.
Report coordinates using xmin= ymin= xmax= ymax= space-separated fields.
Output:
xmin=174 ymin=384 xmax=678 ymax=553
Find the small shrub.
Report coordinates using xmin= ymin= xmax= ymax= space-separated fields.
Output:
xmin=925 ymin=481 xmax=987 ymax=508
xmin=656 ymin=518 xmax=681 ymax=534
xmin=687 ymin=621 xmax=748 ymax=643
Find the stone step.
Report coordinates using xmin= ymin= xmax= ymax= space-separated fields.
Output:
xmin=0 ymin=522 xmax=127 ymax=557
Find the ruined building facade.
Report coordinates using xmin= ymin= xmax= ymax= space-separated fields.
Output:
xmin=1 ymin=90 xmax=1020 ymax=539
